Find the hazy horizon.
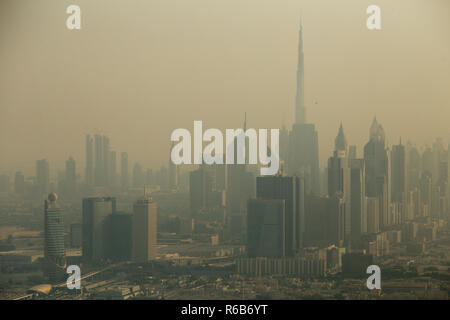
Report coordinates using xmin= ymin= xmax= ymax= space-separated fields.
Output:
xmin=1 ymin=0 xmax=449 ymax=177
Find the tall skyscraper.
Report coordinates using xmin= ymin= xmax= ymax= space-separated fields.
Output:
xmin=94 ymin=134 xmax=103 ymax=186
xmin=146 ymin=168 xmax=154 ymax=186
xmin=391 ymin=141 xmax=407 ymax=222
xmin=256 ymin=175 xmax=305 ymax=255
xmin=82 ymin=197 xmax=116 ymax=263
xmin=287 ymin=24 xmax=320 ymax=196
xmin=158 ymin=166 xmax=169 ymax=190
xmin=350 ymin=159 xmax=366 ymax=244
xmin=36 ymin=159 xmax=49 ymax=198
xmin=109 ymin=151 xmax=117 ymax=188
xmin=226 ymin=163 xmax=255 ymax=233
xmin=85 ymin=134 xmax=94 ymax=186
xmin=328 ymin=124 xmax=351 ymax=240
xmin=247 ymin=199 xmax=286 ymax=258
xmin=432 ymin=139 xmax=444 ymax=187
xmin=65 ymin=157 xmax=76 ymax=195
xmin=168 ymin=142 xmax=178 ymax=190
xmin=90 ymin=134 xmax=113 ymax=187
xmin=422 ymin=146 xmax=434 ymax=177
xmin=407 ymin=144 xmax=421 ymax=189
xmin=406 ymin=188 xmax=420 ymax=220
xmin=104 ymin=212 xmax=132 ymax=262
xmin=295 ymin=24 xmax=306 ymax=125
xmin=334 ymin=123 xmax=347 ymax=153
xmin=364 ymin=118 xmax=388 ymax=196
xmin=44 ymin=193 xmax=66 ymax=282
xmin=420 ymin=171 xmax=432 ymax=217
xmin=133 ymin=162 xmax=145 ymax=188
xmin=214 ymin=162 xmax=227 ymax=191
xmin=190 ymin=166 xmax=214 ymax=219
xmin=133 ymin=195 xmax=157 ymax=262
xmin=328 ymin=124 xmax=349 ymax=198
xmin=121 ymin=152 xmax=128 ymax=190
xmin=366 ymin=197 xmax=380 ymax=233
xmin=364 ymin=117 xmax=390 ymax=228
xmin=102 ymin=135 xmax=110 ymax=187
xmin=304 ymin=195 xmax=345 ymax=247
xmin=225 ymin=115 xmax=256 ymax=237
xmin=422 ymin=140 xmax=446 ymax=218
xmin=436 ymin=144 xmax=448 ymax=220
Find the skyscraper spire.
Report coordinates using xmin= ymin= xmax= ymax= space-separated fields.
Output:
xmin=369 ymin=116 xmax=385 ymax=143
xmin=244 ymin=112 xmax=247 ymax=131
xmin=288 ymin=19 xmax=320 ymax=196
xmin=335 ymin=122 xmax=347 ymax=152
xmin=295 ymin=22 xmax=306 ymax=124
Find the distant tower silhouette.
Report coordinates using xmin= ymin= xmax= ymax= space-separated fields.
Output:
xmin=133 ymin=195 xmax=157 ymax=262
xmin=168 ymin=142 xmax=178 ymax=190
xmin=121 ymin=152 xmax=129 ymax=190
xmin=65 ymin=157 xmax=76 ymax=196
xmin=44 ymin=193 xmax=66 ymax=282
xmin=85 ymin=135 xmax=94 ymax=186
xmin=335 ymin=122 xmax=347 ymax=153
xmin=295 ymin=24 xmax=306 ymax=124
xmin=364 ymin=117 xmax=390 ymax=228
xmin=36 ymin=159 xmax=49 ymax=198
xmin=287 ymin=23 xmax=320 ymax=196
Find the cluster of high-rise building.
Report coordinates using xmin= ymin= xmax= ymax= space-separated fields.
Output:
xmin=85 ymin=133 xmax=179 ymax=192
xmin=0 ymin=132 xmax=183 ymax=202
xmin=41 ymin=192 xmax=157 ymax=283
xmin=229 ymin=25 xmax=450 ymax=277
xmin=183 ymin=26 xmax=450 ymax=280
xmin=81 ymin=194 xmax=157 ymax=265
xmin=0 ymin=23 xmax=448 ymax=287
xmin=85 ymin=134 xmax=125 ymax=191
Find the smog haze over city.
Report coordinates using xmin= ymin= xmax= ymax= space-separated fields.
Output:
xmin=0 ymin=0 xmax=449 ymax=306
xmin=1 ymin=0 xmax=449 ymax=174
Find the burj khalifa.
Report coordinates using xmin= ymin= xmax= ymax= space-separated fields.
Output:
xmin=287 ymin=24 xmax=320 ymax=196
xmin=295 ymin=24 xmax=306 ymax=125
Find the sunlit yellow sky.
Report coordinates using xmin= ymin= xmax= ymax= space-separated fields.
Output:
xmin=1 ymin=0 xmax=449 ymax=177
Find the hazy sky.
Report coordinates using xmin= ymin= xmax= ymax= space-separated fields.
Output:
xmin=1 ymin=0 xmax=449 ymax=177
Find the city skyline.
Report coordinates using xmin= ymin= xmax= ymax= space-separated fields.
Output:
xmin=1 ymin=0 xmax=449 ymax=176
xmin=0 ymin=1 xmax=449 ymax=302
